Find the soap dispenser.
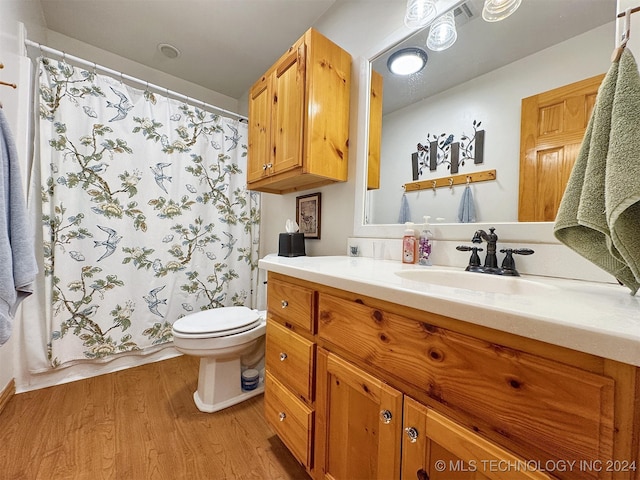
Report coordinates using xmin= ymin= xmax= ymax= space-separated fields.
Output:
xmin=418 ymin=216 xmax=433 ymax=266
xmin=402 ymin=222 xmax=418 ymax=264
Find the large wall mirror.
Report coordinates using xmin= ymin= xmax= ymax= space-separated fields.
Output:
xmin=355 ymin=0 xmax=616 ymax=240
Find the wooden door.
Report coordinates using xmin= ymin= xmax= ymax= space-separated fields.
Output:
xmin=315 ymin=348 xmax=402 ymax=480
xmin=271 ymin=43 xmax=305 ymax=175
xmin=247 ymin=75 xmax=271 ymax=183
xmin=518 ymin=74 xmax=604 ymax=222
xmin=402 ymin=397 xmax=555 ymax=480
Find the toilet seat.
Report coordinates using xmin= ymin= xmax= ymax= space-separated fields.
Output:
xmin=172 ymin=306 xmax=262 ymax=339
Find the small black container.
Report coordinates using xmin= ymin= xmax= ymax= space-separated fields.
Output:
xmin=278 ymin=233 xmax=306 ymax=257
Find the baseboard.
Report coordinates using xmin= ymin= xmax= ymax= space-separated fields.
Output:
xmin=0 ymin=379 xmax=16 ymax=415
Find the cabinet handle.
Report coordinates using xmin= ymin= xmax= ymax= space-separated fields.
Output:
xmin=281 ymin=300 xmax=288 ymax=308
xmin=278 ymin=412 xmax=286 ymax=422
xmin=280 ymin=352 xmax=288 ymax=361
xmin=379 ymin=409 xmax=393 ymax=424
xmin=405 ymin=426 xmax=419 ymax=443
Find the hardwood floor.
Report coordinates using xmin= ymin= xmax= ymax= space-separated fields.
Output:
xmin=0 ymin=355 xmax=310 ymax=479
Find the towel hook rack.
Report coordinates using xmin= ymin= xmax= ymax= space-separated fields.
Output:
xmin=403 ymin=169 xmax=497 ymax=193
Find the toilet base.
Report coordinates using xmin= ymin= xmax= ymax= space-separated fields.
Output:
xmin=193 ymin=354 xmax=264 ymax=413
xmin=193 ymin=383 xmax=264 ymax=413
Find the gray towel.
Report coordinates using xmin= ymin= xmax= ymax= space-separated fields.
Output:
xmin=398 ymin=193 xmax=411 ymax=223
xmin=606 ymin=49 xmax=640 ymax=284
xmin=554 ymin=49 xmax=639 ymax=294
xmin=0 ymin=109 xmax=38 ymax=345
xmin=457 ymin=185 xmax=476 ymax=223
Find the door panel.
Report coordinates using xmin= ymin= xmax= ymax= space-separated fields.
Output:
xmin=519 ymin=74 xmax=604 ymax=222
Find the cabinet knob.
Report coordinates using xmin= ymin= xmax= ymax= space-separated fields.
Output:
xmin=281 ymin=300 xmax=289 ymax=308
xmin=278 ymin=412 xmax=286 ymax=422
xmin=405 ymin=426 xmax=419 ymax=443
xmin=262 ymin=164 xmax=268 ymax=170
xmin=416 ymin=468 xmax=430 ymax=480
xmin=379 ymin=409 xmax=393 ymax=424
xmin=280 ymin=352 xmax=288 ymax=361
xmin=267 ymin=162 xmax=273 ymax=169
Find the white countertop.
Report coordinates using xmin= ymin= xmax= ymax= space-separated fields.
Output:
xmin=259 ymin=254 xmax=640 ymax=366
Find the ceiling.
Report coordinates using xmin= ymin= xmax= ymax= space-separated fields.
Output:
xmin=38 ymin=0 xmax=343 ymax=100
xmin=38 ymin=0 xmax=617 ymax=109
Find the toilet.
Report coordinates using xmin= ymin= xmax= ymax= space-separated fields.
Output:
xmin=171 ymin=306 xmax=266 ymax=413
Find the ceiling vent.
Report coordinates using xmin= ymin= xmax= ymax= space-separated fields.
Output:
xmin=453 ymin=0 xmax=482 ymax=27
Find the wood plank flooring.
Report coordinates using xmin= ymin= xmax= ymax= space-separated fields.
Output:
xmin=0 ymin=355 xmax=310 ymax=479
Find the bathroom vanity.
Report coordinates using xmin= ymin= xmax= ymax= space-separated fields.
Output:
xmin=260 ymin=254 xmax=640 ymax=480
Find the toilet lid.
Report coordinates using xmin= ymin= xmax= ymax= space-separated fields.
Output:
xmin=172 ymin=306 xmax=262 ymax=337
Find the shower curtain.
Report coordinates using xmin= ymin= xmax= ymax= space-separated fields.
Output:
xmin=30 ymin=57 xmax=260 ymax=369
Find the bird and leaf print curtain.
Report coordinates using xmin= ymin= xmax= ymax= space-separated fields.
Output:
xmin=35 ymin=57 xmax=260 ymax=368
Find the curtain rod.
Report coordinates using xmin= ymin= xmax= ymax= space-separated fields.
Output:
xmin=24 ymin=39 xmax=248 ymax=122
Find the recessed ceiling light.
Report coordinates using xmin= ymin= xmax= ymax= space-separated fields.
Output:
xmin=158 ymin=43 xmax=181 ymax=59
xmin=387 ymin=47 xmax=428 ymax=76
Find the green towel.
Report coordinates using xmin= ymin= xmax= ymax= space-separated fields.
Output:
xmin=554 ymin=49 xmax=640 ymax=294
xmin=607 ymin=48 xmax=640 ymax=286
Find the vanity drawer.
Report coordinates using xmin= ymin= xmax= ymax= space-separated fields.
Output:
xmin=318 ymin=292 xmax=615 ymax=478
xmin=265 ymin=372 xmax=314 ymax=468
xmin=267 ymin=278 xmax=315 ymax=332
xmin=266 ymin=321 xmax=315 ymax=401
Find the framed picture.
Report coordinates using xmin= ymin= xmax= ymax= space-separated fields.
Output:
xmin=296 ymin=192 xmax=321 ymax=239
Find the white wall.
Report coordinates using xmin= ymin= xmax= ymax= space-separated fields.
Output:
xmin=0 ymin=0 xmax=46 ymax=398
xmin=371 ymin=23 xmax=613 ymax=225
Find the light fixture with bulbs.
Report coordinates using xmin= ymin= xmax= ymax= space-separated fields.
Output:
xmin=482 ymin=0 xmax=522 ymax=22
xmin=387 ymin=47 xmax=429 ymax=76
xmin=404 ymin=0 xmax=437 ymax=29
xmin=426 ymin=11 xmax=457 ymax=52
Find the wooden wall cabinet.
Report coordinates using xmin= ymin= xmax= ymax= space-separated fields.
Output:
xmin=367 ymin=69 xmax=383 ymax=191
xmin=265 ymin=272 xmax=639 ymax=480
xmin=247 ymin=29 xmax=351 ymax=194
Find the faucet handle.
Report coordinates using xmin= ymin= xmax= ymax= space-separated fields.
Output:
xmin=499 ymin=248 xmax=534 ymax=276
xmin=456 ymin=245 xmax=483 ymax=271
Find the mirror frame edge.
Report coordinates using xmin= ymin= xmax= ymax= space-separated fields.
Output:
xmin=351 ymin=15 xmax=560 ymax=245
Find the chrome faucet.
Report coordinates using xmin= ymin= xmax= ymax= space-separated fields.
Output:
xmin=457 ymin=227 xmax=535 ymax=276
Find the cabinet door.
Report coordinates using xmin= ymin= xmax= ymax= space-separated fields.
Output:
xmin=402 ymin=397 xmax=555 ymax=480
xmin=247 ymin=75 xmax=271 ymax=182
xmin=315 ymin=348 xmax=402 ymax=480
xmin=271 ymin=44 xmax=305 ymax=175
xmin=367 ymin=69 xmax=383 ymax=190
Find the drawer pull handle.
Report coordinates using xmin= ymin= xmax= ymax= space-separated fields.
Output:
xmin=280 ymin=352 xmax=288 ymax=361
xmin=405 ymin=426 xmax=419 ymax=443
xmin=379 ymin=409 xmax=393 ymax=424
xmin=279 ymin=412 xmax=286 ymax=422
xmin=281 ymin=300 xmax=289 ymax=308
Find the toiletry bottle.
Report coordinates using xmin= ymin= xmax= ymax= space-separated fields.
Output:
xmin=418 ymin=216 xmax=433 ymax=266
xmin=402 ymin=222 xmax=418 ymax=264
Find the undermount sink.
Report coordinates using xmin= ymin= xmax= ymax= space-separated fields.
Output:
xmin=394 ymin=269 xmax=556 ymax=295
